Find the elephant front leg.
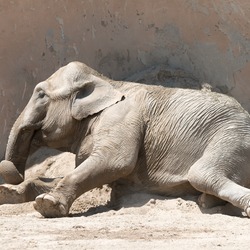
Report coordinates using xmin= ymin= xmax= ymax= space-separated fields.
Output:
xmin=33 ymin=156 xmax=136 ymax=218
xmin=0 ymin=177 xmax=62 ymax=205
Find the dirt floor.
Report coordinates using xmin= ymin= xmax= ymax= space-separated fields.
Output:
xmin=1 ymin=68 xmax=250 ymax=249
xmin=0 ymin=148 xmax=250 ymax=250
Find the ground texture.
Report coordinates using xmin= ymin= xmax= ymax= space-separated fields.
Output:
xmin=0 ymin=149 xmax=250 ymax=250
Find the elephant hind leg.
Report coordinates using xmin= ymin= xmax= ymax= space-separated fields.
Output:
xmin=187 ymin=156 xmax=250 ymax=217
xmin=197 ymin=193 xmax=227 ymax=208
xmin=0 ymin=177 xmax=62 ymax=204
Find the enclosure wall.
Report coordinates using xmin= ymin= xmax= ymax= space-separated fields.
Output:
xmin=1 ymin=0 xmax=250 ymax=158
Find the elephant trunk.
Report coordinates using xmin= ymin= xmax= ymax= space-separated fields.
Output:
xmin=3 ymin=111 xmax=35 ymax=183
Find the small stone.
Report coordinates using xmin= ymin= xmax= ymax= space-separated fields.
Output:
xmin=149 ymin=199 xmax=156 ymax=205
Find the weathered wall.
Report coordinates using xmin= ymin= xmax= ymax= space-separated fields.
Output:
xmin=1 ymin=0 xmax=250 ymax=158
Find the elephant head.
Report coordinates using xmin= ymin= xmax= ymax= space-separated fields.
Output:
xmin=4 ymin=62 xmax=124 ymax=182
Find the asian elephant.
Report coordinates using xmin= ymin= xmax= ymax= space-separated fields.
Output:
xmin=1 ymin=61 xmax=250 ymax=218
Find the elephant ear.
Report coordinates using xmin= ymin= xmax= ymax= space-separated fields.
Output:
xmin=71 ymin=80 xmax=124 ymax=120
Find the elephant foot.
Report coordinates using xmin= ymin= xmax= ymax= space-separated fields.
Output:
xmin=197 ymin=193 xmax=227 ymax=208
xmin=244 ymin=205 xmax=250 ymax=217
xmin=0 ymin=184 xmax=25 ymax=204
xmin=33 ymin=193 xmax=69 ymax=218
xmin=242 ymin=199 xmax=250 ymax=217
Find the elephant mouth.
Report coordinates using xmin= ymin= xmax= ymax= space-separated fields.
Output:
xmin=33 ymin=129 xmax=68 ymax=150
xmin=31 ymin=130 xmax=45 ymax=147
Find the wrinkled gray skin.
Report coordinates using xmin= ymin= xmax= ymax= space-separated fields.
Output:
xmin=1 ymin=61 xmax=250 ymax=218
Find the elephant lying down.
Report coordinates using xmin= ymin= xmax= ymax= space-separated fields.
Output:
xmin=1 ymin=61 xmax=250 ymax=218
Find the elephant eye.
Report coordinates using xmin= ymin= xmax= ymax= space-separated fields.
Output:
xmin=38 ymin=90 xmax=46 ymax=99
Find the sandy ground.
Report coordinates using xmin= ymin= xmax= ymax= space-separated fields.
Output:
xmin=0 ymin=149 xmax=250 ymax=250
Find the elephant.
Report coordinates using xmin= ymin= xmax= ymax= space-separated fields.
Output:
xmin=1 ymin=61 xmax=250 ymax=218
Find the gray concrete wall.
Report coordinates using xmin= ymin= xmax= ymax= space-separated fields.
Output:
xmin=1 ymin=0 xmax=250 ymax=158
